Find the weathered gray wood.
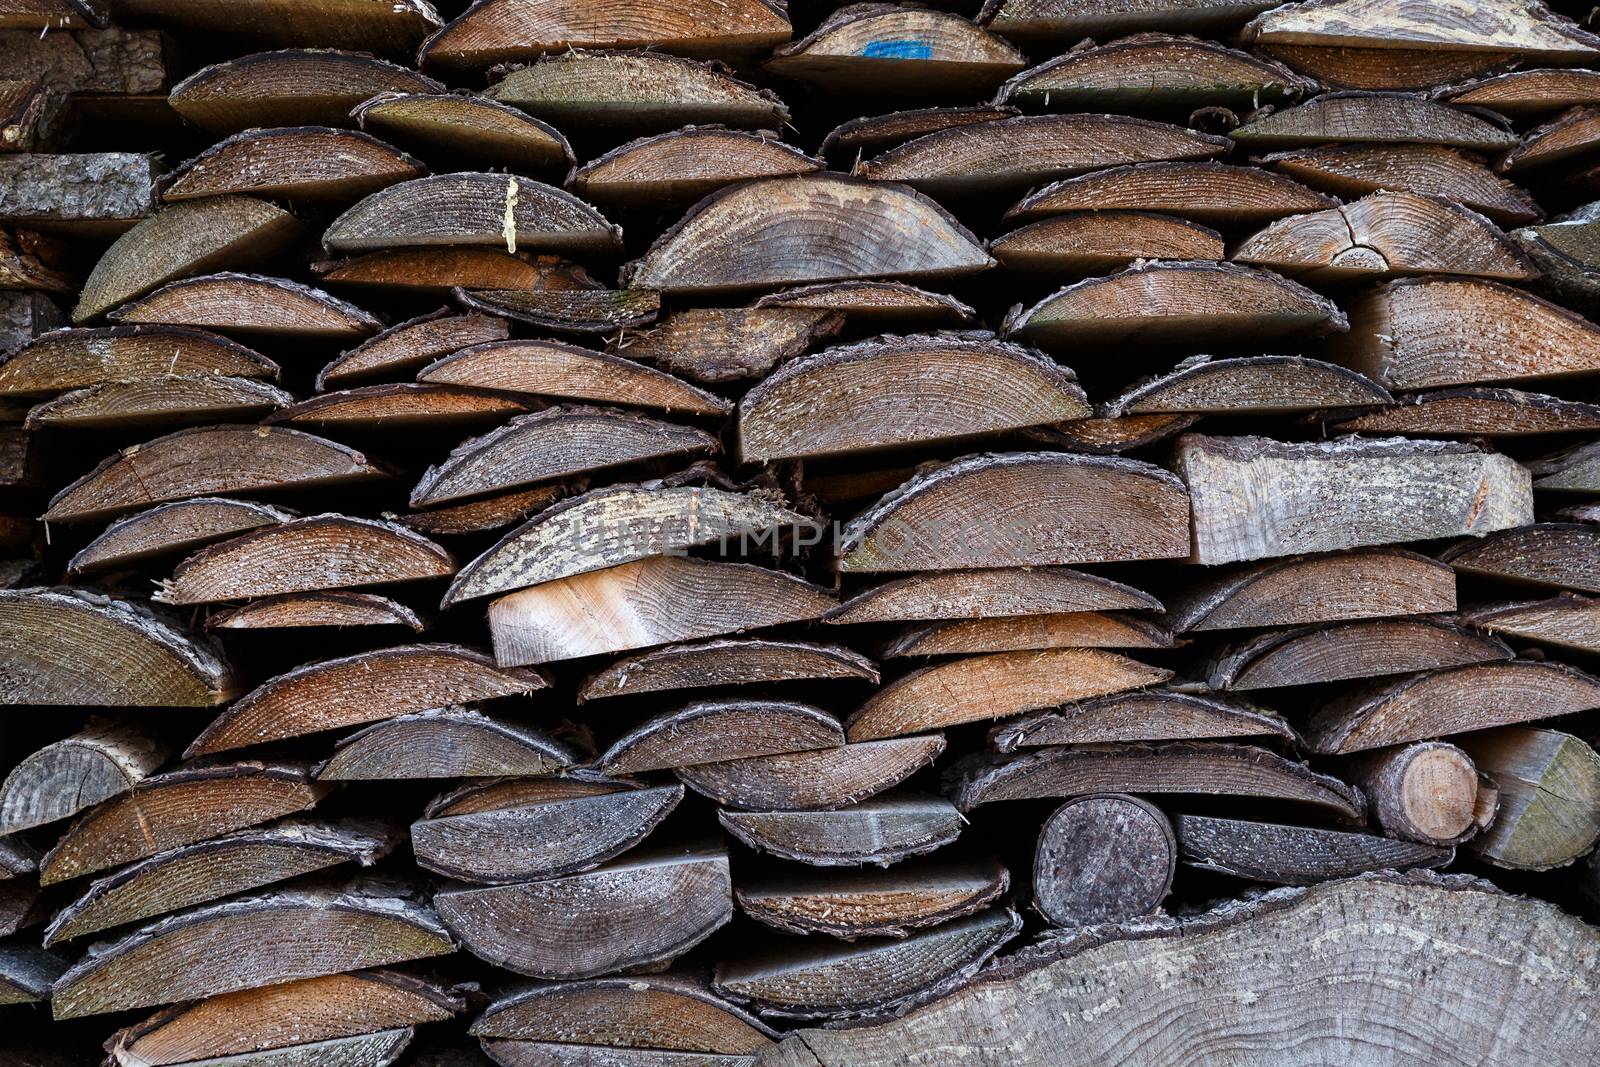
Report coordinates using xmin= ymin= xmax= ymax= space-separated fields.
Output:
xmin=1462 ymin=594 xmax=1600 ymax=653
xmin=980 ymin=0 xmax=1277 ymax=42
xmin=167 ymin=49 xmax=442 ymax=133
xmin=129 ymin=1029 xmax=415 ymax=1066
xmin=1529 ymin=440 xmax=1600 ymax=493
xmin=1458 ymin=727 xmax=1600 ymax=870
xmin=579 ymin=639 xmax=878 ymax=702
xmin=0 ymin=290 xmax=61 ymax=355
xmin=454 ymin=287 xmax=661 ymax=335
xmin=0 ymin=325 xmax=277 ymax=397
xmin=1033 ymin=795 xmax=1174 ymax=926
xmin=1231 ymin=92 xmax=1519 ymax=151
xmin=821 ymin=106 xmax=1019 ymax=160
xmin=1006 ymin=161 xmax=1337 ymax=226
xmin=0 ymin=720 xmax=168 ymax=834
xmin=1240 ymin=0 xmax=1600 ymax=59
xmin=481 ymin=1041 xmax=752 ymax=1066
xmin=678 ymin=736 xmax=946 ymax=811
xmin=1103 ymin=355 xmax=1391 ymax=417
xmin=0 ymin=946 xmax=64 ymax=1006
xmin=1440 ymin=522 xmax=1600 ymax=592
xmin=0 ymin=152 xmax=157 ymax=232
xmin=718 ymin=795 xmax=963 ymax=866
xmin=752 ymin=281 xmax=973 ymax=330
xmin=315 ymin=709 xmax=576 ymax=781
xmin=613 ymin=307 xmax=843 ymax=384
xmin=435 ymin=846 xmax=732 ymax=979
xmin=318 ymin=308 xmax=508 ymax=389
xmin=1349 ymin=741 xmax=1481 ymax=846
xmin=601 ymin=700 xmax=843 ymax=775
xmin=109 ymin=0 xmax=440 ymax=57
xmin=992 ymin=689 xmax=1295 ymax=750
xmin=1207 ymin=618 xmax=1511 ymax=690
xmin=1174 ymin=815 xmax=1452 ymax=885
xmin=69 ymin=497 xmax=293 ymax=576
xmin=401 ymin=482 xmax=573 ymax=537
xmin=739 ymin=858 xmax=1010 ymax=939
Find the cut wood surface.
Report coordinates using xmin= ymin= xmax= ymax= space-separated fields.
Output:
xmin=435 ymin=846 xmax=731 ymax=979
xmin=0 ymin=720 xmax=167 ymax=834
xmin=1501 ymin=106 xmax=1600 ymax=173
xmin=38 ymin=761 xmax=328 ymax=885
xmin=315 ymin=708 xmax=576 ymax=781
xmin=108 ymin=273 xmax=382 ymax=339
xmin=43 ymin=819 xmax=396 ymax=944
xmin=1304 ymin=659 xmax=1600 ymax=754
xmin=880 ymin=611 xmax=1172 ymax=657
xmin=1230 ymin=92 xmax=1519 ymax=151
xmin=827 ymin=567 xmax=1160 ymax=625
xmin=579 ymin=639 xmax=878 ymax=701
xmin=1264 ymin=142 xmax=1542 ymax=226
xmin=267 ymin=383 xmax=531 ymax=432
xmin=601 ymin=700 xmax=842 ymax=774
xmin=614 ymin=307 xmax=844 ymax=384
xmin=22 ymin=375 xmax=294 ymax=431
xmin=188 ymin=643 xmax=543 ymax=756
xmin=862 ymin=115 xmax=1230 ymax=198
xmin=487 ymin=555 xmax=837 ymax=667
xmin=453 ymin=287 xmax=661 ymax=334
xmin=51 ymin=882 xmax=454 ymax=1018
xmin=677 ymin=735 xmax=945 ymax=811
xmin=317 ymin=309 xmax=508 ymax=389
xmin=821 ymin=105 xmax=1019 ymax=160
xmin=1033 ymin=795 xmax=1174 ymax=927
xmin=167 ymin=49 xmax=443 ymax=133
xmin=324 ymin=173 xmax=619 ymax=256
xmin=1103 ymin=355 xmax=1390 ymax=416
xmin=207 ymin=591 xmax=426 ymax=632
xmin=1177 ymin=435 xmax=1531 ymax=564
xmin=45 ymin=424 xmax=390 ymax=524
xmin=411 ymin=781 xmax=683 ymax=883
xmin=837 ymin=452 xmax=1191 ymax=572
xmin=979 ymin=0 xmax=1278 ymax=42
xmin=1331 ymin=387 xmax=1600 ymax=437
xmin=400 ymin=483 xmax=573 ymax=538
xmin=68 ymin=497 xmax=294 ymax=576
xmin=766 ymin=6 xmax=1024 ymax=95
xmin=1240 ymin=0 xmax=1600 ymax=58
xmin=419 ymin=338 xmax=729 ymax=415
xmin=719 ymin=794 xmax=963 ymax=866
xmin=992 ymin=688 xmax=1295 ymax=750
xmin=953 ymin=743 xmax=1366 ymax=821
xmin=1207 ymin=618 xmax=1511 ymax=690
xmin=162 ymin=126 xmax=423 ymax=203
xmin=353 ymin=92 xmax=573 ymax=174
xmin=1529 ymin=439 xmax=1600 ymax=492
xmin=1350 ymin=741 xmax=1480 ymax=845
xmin=0 ymin=588 xmax=235 ymax=706
xmin=314 ymin=248 xmax=595 ymax=294
xmin=1006 ymin=161 xmax=1338 ymax=226
xmin=990 ymin=212 xmax=1225 ymax=276
xmin=623 ymin=174 xmax=993 ymax=294
xmin=0 ymin=325 xmax=278 ymax=397
xmin=847 ymin=648 xmax=1171 ymax=740
xmin=738 ymin=858 xmax=1010 ymax=939
xmin=1463 ymin=594 xmax=1600 ymax=653
xmin=1443 ymin=68 xmax=1600 ymax=116
xmin=1174 ymin=815 xmax=1451 ymax=885
xmin=1513 ymin=205 xmax=1600 ymax=312
xmin=1458 ymin=727 xmax=1600 ymax=870
xmin=572 ymin=127 xmax=821 ymax=208
xmin=1440 ymin=522 xmax=1600 ymax=592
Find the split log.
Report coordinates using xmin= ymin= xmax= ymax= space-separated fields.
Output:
xmin=739 ymin=334 xmax=1085 ymax=461
xmin=207 ymin=591 xmax=426 ymax=632
xmin=45 ymin=424 xmax=390 ymax=524
xmin=1458 ymin=727 xmax=1600 ymax=870
xmin=39 ymin=761 xmax=328 ymax=885
xmin=187 ymin=643 xmax=545 ymax=757
xmin=1529 ymin=440 xmax=1600 ymax=492
xmin=600 ymin=700 xmax=844 ymax=774
xmin=472 ymin=974 xmax=774 ymax=1055
xmin=766 ymin=6 xmax=1025 ymax=95
xmin=1240 ymin=0 xmax=1600 ymax=60
xmin=614 ymin=307 xmax=844 ymax=384
xmin=484 ymin=52 xmax=789 ymax=133
xmin=1330 ymin=387 xmax=1600 ymax=437
xmin=353 ymin=91 xmax=572 ymax=174
xmin=420 ymin=0 xmax=790 ymax=73
xmin=979 ymin=0 xmax=1277 ymax=42
xmin=108 ymin=273 xmax=381 ymax=339
xmin=139 ymin=1030 xmax=413 ymax=1065
xmin=1441 ymin=522 xmax=1600 ymax=592
xmin=0 ymin=588 xmax=234 ymax=706
xmin=410 ymin=407 xmax=715 ymax=508
xmin=847 ymin=648 xmax=1171 ymax=741
xmin=862 ymin=115 xmax=1229 ymax=198
xmin=625 ymin=174 xmax=991 ymax=294
xmin=411 ymin=780 xmax=683 ymax=883
xmin=73 ymin=196 xmax=301 ymax=322
xmin=820 ymin=106 xmax=1020 ymax=160
xmin=1444 ymin=67 xmax=1600 ymax=116
xmin=44 ymin=819 xmax=396 ymax=944
xmin=738 ymin=858 xmax=1010 ymax=939
xmin=1230 ymin=92 xmax=1519 ymax=152
xmin=1233 ymin=191 xmax=1534 ymax=282
xmin=0 ymin=947 xmax=64 ymax=1006
xmin=23 ymin=375 xmax=294 ymax=430
xmin=1207 ymin=618 xmax=1511 ymax=690
xmin=580 ymin=639 xmax=878 ymax=701
xmin=998 ymin=34 xmax=1310 ymax=114
xmin=156 ymin=514 xmax=453 ymax=605
xmin=163 ymin=127 xmax=423 ymax=203
xmin=1177 ymin=435 xmax=1531 ymax=564
xmin=315 ymin=709 xmax=577 ymax=781
xmin=880 ymin=612 xmax=1172 ymax=657
xmin=992 ymin=688 xmax=1295 ymax=749
xmin=990 ymin=212 xmax=1225 ymax=276
xmin=486 ymin=555 xmax=837 ymax=667
xmin=1103 ymin=355 xmax=1390 ymax=416
xmin=419 ymin=337 xmax=729 ymax=415
xmin=0 ymin=720 xmax=168 ymax=834
xmin=400 ymin=483 xmax=573 ymax=538
xmin=324 ymin=173 xmax=619 ymax=257
xmin=837 ymin=452 xmax=1191 ymax=572
xmin=0 ymin=152 xmax=157 ymax=233
xmin=1033 ymin=794 xmax=1173 ymax=926
xmin=167 ymin=49 xmax=442 ymax=133
xmin=1004 ymin=161 xmax=1338 ymax=227
xmin=1463 ymin=595 xmax=1600 ymax=653
xmin=719 ymin=794 xmax=963 ymax=866
xmin=713 ymin=908 xmax=1019 ymax=1021
xmin=315 ymin=248 xmax=594 ymax=295
xmin=1174 ymin=815 xmax=1450 ymax=885
xmin=1304 ymin=659 xmax=1600 ymax=754
xmin=572 ymin=127 xmax=821 ymax=208
xmin=435 ymin=846 xmax=732 ymax=979
xmin=1512 ymin=206 xmax=1600 ymax=312
xmin=105 ymin=971 xmax=462 ymax=1067
xmin=454 ymin=287 xmax=661 ymax=334
xmin=268 ymin=384 xmax=531 ymax=431
xmin=68 ymin=497 xmax=293 ymax=576
xmin=827 ymin=567 xmax=1160 ymax=625
xmin=1264 ymin=143 xmax=1541 ymax=226
xmin=1349 ymin=741 xmax=1480 ymax=845
xmin=953 ymin=743 xmax=1366 ymax=821
xmin=317 ymin=309 xmax=508 ymax=389
xmin=679 ymin=736 xmax=944 ymax=811
xmin=1168 ymin=548 xmax=1456 ymax=632
xmin=51 ymin=882 xmax=454 ymax=1018
xmin=1500 ymin=106 xmax=1600 ymax=172
xmin=0 ymin=325 xmax=277 ymax=397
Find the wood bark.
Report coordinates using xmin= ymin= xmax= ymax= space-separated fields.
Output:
xmin=1174 ymin=815 xmax=1452 ymax=885
xmin=1348 ymin=741 xmax=1480 ymax=845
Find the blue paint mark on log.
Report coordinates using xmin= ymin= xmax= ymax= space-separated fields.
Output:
xmin=862 ymin=39 xmax=934 ymax=60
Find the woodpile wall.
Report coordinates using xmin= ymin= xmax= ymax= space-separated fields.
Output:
xmin=2 ymin=0 xmax=1600 ymax=1064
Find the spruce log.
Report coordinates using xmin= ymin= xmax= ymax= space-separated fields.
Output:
xmin=352 ymin=92 xmax=573 ymax=174
xmin=1103 ymin=355 xmax=1390 ymax=416
xmin=613 ymin=307 xmax=843 ymax=384
xmin=678 ymin=736 xmax=945 ymax=811
xmin=1230 ymin=92 xmax=1519 ymax=151
xmin=880 ymin=611 xmax=1172 ymax=657
xmin=828 ymin=567 xmax=1159 ymax=625
xmin=315 ymin=709 xmax=577 ymax=781
xmin=267 ymin=384 xmax=531 ymax=431
xmin=1440 ymin=522 xmax=1600 ymax=592
xmin=422 ymin=340 xmax=728 ymax=416
xmin=0 ymin=720 xmax=168 ymax=834
xmin=993 ymin=689 xmax=1295 ymax=750
xmin=766 ymin=6 xmax=1025 ymax=96
xmin=579 ymin=639 xmax=878 ymax=701
xmin=317 ymin=308 xmax=508 ymax=389
xmin=1033 ymin=794 xmax=1174 ymax=926
xmin=1207 ymin=618 xmax=1511 ymax=690
xmin=1463 ymin=595 xmax=1600 ymax=653
xmin=163 ymin=127 xmax=423 ymax=203
xmin=1264 ymin=142 xmax=1542 ymax=226
xmin=109 ymin=273 xmax=380 ymax=339
xmin=1348 ymin=741 xmax=1480 ymax=845
xmin=739 ymin=858 xmax=1010 ymax=939
xmin=0 ymin=325 xmax=277 ymax=397
xmin=719 ymin=794 xmax=963 ymax=866
xmin=1174 ymin=815 xmax=1451 ymax=885
xmin=1458 ymin=727 xmax=1600 ymax=870
xmin=68 ymin=497 xmax=294 ymax=576
xmin=0 ymin=152 xmax=158 ymax=233
xmin=23 ymin=375 xmax=293 ymax=431
xmin=572 ymin=127 xmax=821 ymax=208
xmin=1006 ymin=161 xmax=1337 ymax=226
xmin=207 ymin=591 xmax=425 ymax=632
xmin=167 ymin=49 xmax=442 ymax=133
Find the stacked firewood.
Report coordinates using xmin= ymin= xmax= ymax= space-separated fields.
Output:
xmin=4 ymin=0 xmax=1600 ymax=1063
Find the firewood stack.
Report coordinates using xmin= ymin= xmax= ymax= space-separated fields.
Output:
xmin=5 ymin=0 xmax=1600 ymax=1063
